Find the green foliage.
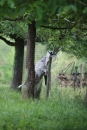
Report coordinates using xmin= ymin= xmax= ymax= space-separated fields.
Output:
xmin=0 ymin=0 xmax=15 ymax=8
xmin=0 ymin=0 xmax=87 ymax=58
xmin=0 ymin=0 xmax=87 ymax=27
xmin=0 ymin=21 xmax=27 ymax=39
xmin=83 ymin=7 xmax=87 ymax=14
xmin=0 ymin=40 xmax=14 ymax=84
xmin=35 ymin=43 xmax=46 ymax=62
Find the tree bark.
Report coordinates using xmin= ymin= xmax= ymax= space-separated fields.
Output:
xmin=46 ymin=57 xmax=52 ymax=98
xmin=80 ymin=64 xmax=82 ymax=92
xmin=34 ymin=73 xmax=44 ymax=98
xmin=23 ymin=21 xmax=36 ymax=99
xmin=11 ymin=41 xmax=24 ymax=90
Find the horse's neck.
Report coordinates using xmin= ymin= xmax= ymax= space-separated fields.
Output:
xmin=40 ymin=56 xmax=46 ymax=62
xmin=45 ymin=53 xmax=50 ymax=65
xmin=35 ymin=53 xmax=50 ymax=67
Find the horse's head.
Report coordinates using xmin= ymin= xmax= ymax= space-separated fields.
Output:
xmin=45 ymin=46 xmax=61 ymax=66
xmin=45 ymin=51 xmax=56 ymax=66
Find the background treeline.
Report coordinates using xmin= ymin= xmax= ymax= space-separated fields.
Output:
xmin=1 ymin=39 xmax=87 ymax=85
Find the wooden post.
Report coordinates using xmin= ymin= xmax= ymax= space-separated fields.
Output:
xmin=84 ymin=73 xmax=87 ymax=86
xmin=46 ymin=57 xmax=52 ymax=98
xmin=86 ymin=87 xmax=87 ymax=106
xmin=80 ymin=64 xmax=82 ymax=92
xmin=84 ymin=72 xmax=87 ymax=105
xmin=74 ymin=66 xmax=78 ymax=91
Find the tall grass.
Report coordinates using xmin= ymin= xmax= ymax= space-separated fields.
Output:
xmin=0 ymin=84 xmax=87 ymax=130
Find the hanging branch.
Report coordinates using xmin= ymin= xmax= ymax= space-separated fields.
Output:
xmin=41 ymin=25 xmax=68 ymax=30
xmin=0 ymin=36 xmax=15 ymax=46
xmin=3 ymin=16 xmax=23 ymax=21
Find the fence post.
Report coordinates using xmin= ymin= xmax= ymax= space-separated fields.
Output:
xmin=46 ymin=57 xmax=52 ymax=98
xmin=80 ymin=64 xmax=82 ymax=93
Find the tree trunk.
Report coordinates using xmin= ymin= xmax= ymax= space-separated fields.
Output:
xmin=85 ymin=87 xmax=87 ymax=106
xmin=34 ymin=73 xmax=45 ymax=98
xmin=23 ymin=21 xmax=36 ymax=99
xmin=80 ymin=64 xmax=82 ymax=92
xmin=11 ymin=41 xmax=24 ymax=91
xmin=46 ymin=57 xmax=52 ymax=98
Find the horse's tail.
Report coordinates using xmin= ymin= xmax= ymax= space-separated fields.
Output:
xmin=18 ymin=83 xmax=25 ymax=88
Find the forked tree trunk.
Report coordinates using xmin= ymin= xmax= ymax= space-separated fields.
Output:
xmin=11 ymin=41 xmax=24 ymax=90
xmin=23 ymin=21 xmax=36 ymax=98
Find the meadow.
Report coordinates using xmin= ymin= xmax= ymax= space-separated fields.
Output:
xmin=0 ymin=40 xmax=87 ymax=130
xmin=0 ymin=85 xmax=87 ymax=130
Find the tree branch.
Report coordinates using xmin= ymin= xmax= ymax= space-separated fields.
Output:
xmin=0 ymin=36 xmax=15 ymax=46
xmin=76 ymin=0 xmax=86 ymax=7
xmin=3 ymin=16 xmax=23 ymax=21
xmin=64 ymin=18 xmax=75 ymax=24
xmin=41 ymin=25 xmax=68 ymax=30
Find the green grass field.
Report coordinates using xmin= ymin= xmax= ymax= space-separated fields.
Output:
xmin=0 ymin=84 xmax=87 ymax=130
xmin=1 ymin=40 xmax=87 ymax=130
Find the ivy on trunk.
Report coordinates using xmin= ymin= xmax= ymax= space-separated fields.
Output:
xmin=11 ymin=41 xmax=24 ymax=90
xmin=0 ymin=36 xmax=25 ymax=91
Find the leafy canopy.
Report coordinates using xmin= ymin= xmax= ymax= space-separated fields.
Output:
xmin=0 ymin=0 xmax=87 ymax=27
xmin=0 ymin=0 xmax=87 ymax=58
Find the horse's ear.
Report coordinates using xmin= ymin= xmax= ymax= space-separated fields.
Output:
xmin=48 ymin=51 xmax=53 ymax=56
xmin=51 ymin=42 xmax=62 ymax=54
xmin=48 ymin=51 xmax=51 ymax=55
xmin=55 ymin=47 xmax=62 ymax=55
xmin=51 ymin=43 xmax=55 ymax=52
xmin=48 ymin=51 xmax=50 ymax=54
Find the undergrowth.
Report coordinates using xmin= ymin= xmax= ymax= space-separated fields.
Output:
xmin=0 ymin=84 xmax=87 ymax=130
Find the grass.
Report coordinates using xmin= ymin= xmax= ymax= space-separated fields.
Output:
xmin=0 ymin=40 xmax=14 ymax=84
xmin=1 ymin=40 xmax=87 ymax=129
xmin=0 ymin=84 xmax=87 ymax=130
